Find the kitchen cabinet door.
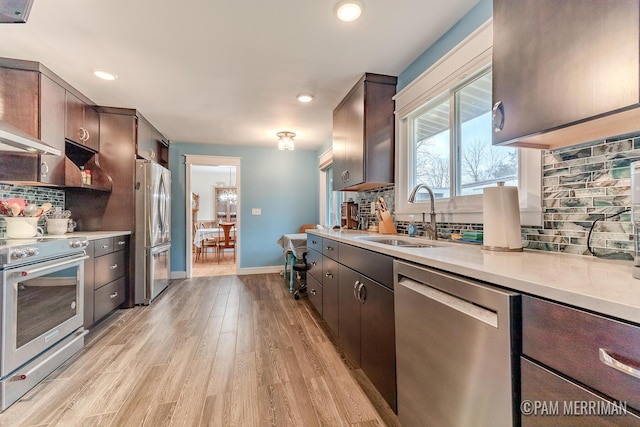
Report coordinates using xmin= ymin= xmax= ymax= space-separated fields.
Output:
xmin=338 ymin=264 xmax=361 ymax=366
xmin=332 ymin=73 xmax=396 ymax=191
xmin=492 ymin=0 xmax=639 ymax=148
xmin=322 ymin=256 xmax=339 ymax=335
xmin=39 ymin=75 xmax=66 ymax=185
xmin=65 ymin=91 xmax=99 ymax=151
xmin=0 ymin=67 xmax=38 ymax=137
xmin=360 ymin=276 xmax=396 ymax=411
xmin=83 ymin=105 xmax=100 ymax=152
xmin=83 ymin=241 xmax=95 ymax=329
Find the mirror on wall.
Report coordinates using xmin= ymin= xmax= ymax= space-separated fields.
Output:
xmin=215 ymin=187 xmax=237 ymax=223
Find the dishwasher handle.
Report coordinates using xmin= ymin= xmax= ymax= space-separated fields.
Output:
xmin=398 ymin=277 xmax=498 ymax=328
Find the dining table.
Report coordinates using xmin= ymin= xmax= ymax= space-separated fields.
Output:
xmin=193 ymin=227 xmax=221 ymax=248
xmin=276 ymin=232 xmax=308 ymax=294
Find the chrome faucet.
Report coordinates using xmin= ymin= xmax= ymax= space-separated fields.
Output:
xmin=408 ymin=183 xmax=438 ymax=240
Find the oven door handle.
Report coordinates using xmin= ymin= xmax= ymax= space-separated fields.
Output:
xmin=17 ymin=255 xmax=89 ymax=277
xmin=13 ymin=329 xmax=89 ymax=381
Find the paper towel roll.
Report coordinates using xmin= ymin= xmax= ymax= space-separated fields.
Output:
xmin=482 ymin=184 xmax=522 ymax=251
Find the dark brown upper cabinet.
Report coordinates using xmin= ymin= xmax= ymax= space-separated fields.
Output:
xmin=333 ymin=73 xmax=397 ymax=191
xmin=136 ymin=114 xmax=169 ymax=166
xmin=492 ymin=0 xmax=640 ymax=149
xmin=66 ymin=91 xmax=100 ymax=152
xmin=0 ymin=64 xmax=66 ymax=186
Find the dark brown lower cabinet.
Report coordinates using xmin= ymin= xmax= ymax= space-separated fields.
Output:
xmin=521 ymin=358 xmax=640 ymax=426
xmin=522 ymin=295 xmax=640 ymax=426
xmin=338 ymin=263 xmax=396 ymax=412
xmin=83 ymin=235 xmax=129 ymax=328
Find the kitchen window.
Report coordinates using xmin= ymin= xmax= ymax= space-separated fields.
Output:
xmin=395 ymin=20 xmax=541 ymax=226
xmin=409 ymin=69 xmax=517 ymax=200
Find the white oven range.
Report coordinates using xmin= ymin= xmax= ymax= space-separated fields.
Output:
xmin=0 ymin=236 xmax=88 ymax=411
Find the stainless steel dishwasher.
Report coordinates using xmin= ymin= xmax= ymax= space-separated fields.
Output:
xmin=394 ymin=260 xmax=520 ymax=427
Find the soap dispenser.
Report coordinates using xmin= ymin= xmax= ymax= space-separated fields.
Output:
xmin=408 ymin=215 xmax=417 ymax=237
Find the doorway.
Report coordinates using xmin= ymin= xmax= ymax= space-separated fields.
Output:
xmin=185 ymin=155 xmax=240 ymax=278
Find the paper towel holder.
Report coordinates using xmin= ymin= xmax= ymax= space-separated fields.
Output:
xmin=481 ymin=182 xmax=524 ymax=252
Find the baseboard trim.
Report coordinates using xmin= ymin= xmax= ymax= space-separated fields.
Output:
xmin=236 ymin=265 xmax=283 ymax=275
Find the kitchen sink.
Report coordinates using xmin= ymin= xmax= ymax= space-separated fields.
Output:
xmin=357 ymin=236 xmax=437 ymax=248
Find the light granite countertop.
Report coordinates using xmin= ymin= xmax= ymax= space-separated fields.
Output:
xmin=307 ymin=229 xmax=640 ymax=325
xmin=65 ymin=231 xmax=131 ymax=240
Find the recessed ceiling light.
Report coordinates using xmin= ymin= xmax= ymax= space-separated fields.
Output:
xmin=335 ymin=1 xmax=362 ymax=22
xmin=297 ymin=93 xmax=314 ymax=103
xmin=92 ymin=69 xmax=118 ymax=81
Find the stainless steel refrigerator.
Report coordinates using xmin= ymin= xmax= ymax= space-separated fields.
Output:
xmin=135 ymin=159 xmax=171 ymax=305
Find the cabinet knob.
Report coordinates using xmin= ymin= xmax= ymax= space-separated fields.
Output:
xmin=325 ymin=246 xmax=333 ymax=251
xmin=311 ymin=240 xmax=317 ymax=244
xmin=492 ymin=101 xmax=505 ymax=132
xmin=110 ymin=264 xmax=118 ymax=269
xmin=311 ymin=262 xmax=317 ymax=266
xmin=310 ymin=289 xmax=316 ymax=295
xmin=117 ymin=241 xmax=126 ymax=246
xmin=110 ymin=292 xmax=118 ymax=299
xmin=101 ymin=245 xmax=109 ymax=249
xmin=325 ymin=272 xmax=333 ymax=279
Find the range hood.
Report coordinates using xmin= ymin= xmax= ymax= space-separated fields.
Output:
xmin=0 ymin=120 xmax=61 ymax=155
xmin=0 ymin=0 xmax=34 ymax=23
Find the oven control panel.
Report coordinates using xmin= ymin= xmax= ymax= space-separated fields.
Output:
xmin=11 ymin=248 xmax=38 ymax=259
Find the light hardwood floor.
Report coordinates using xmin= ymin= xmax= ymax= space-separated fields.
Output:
xmin=191 ymin=249 xmax=236 ymax=277
xmin=0 ymin=274 xmax=400 ymax=426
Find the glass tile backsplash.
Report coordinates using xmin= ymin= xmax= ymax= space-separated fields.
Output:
xmin=0 ymin=184 xmax=65 ymax=235
xmin=351 ymin=134 xmax=640 ymax=260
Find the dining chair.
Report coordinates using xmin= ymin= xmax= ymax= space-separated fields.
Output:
xmin=216 ymin=222 xmax=236 ymax=263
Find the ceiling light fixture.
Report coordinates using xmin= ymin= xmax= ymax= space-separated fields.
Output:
xmin=335 ymin=1 xmax=363 ymax=22
xmin=297 ymin=93 xmax=314 ymax=103
xmin=277 ymin=131 xmax=296 ymax=151
xmin=92 ymin=69 xmax=118 ymax=81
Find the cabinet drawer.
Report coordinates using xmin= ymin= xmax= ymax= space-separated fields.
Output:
xmin=323 ymin=239 xmax=339 ymax=261
xmin=523 ymin=295 xmax=640 ymax=411
xmin=521 ymin=357 xmax=640 ymax=426
xmin=94 ymin=237 xmax=114 ymax=257
xmin=307 ymin=235 xmax=322 ymax=253
xmin=94 ymin=277 xmax=126 ymax=322
xmin=339 ymin=243 xmax=394 ymax=289
xmin=94 ymin=250 xmax=126 ymax=289
xmin=307 ymin=275 xmax=323 ymax=316
xmin=306 ymin=249 xmax=323 ymax=281
xmin=113 ymin=235 xmax=128 ymax=252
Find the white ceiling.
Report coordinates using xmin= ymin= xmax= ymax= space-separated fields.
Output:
xmin=0 ymin=0 xmax=481 ymax=151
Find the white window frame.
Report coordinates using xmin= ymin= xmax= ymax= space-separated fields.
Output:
xmin=394 ymin=19 xmax=542 ymax=226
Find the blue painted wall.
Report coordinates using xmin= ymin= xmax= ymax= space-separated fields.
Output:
xmin=169 ymin=143 xmax=319 ymax=272
xmin=397 ymin=0 xmax=492 ymax=90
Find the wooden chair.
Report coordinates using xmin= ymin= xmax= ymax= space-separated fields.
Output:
xmin=196 ymin=221 xmax=218 ymax=261
xmin=298 ymin=224 xmax=316 ymax=233
xmin=216 ymin=222 xmax=236 ymax=263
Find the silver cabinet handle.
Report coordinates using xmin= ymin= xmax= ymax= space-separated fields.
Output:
xmin=599 ymin=348 xmax=640 ymax=380
xmin=310 ymin=289 xmax=316 ymax=296
xmin=492 ymin=101 xmax=504 ymax=132
xmin=41 ymin=161 xmax=49 ymax=177
xmin=325 ymin=246 xmax=334 ymax=251
xmin=353 ymin=280 xmax=360 ymax=301
xmin=110 ymin=264 xmax=118 ymax=269
xmin=101 ymin=244 xmax=109 ymax=249
xmin=148 ymin=149 xmax=156 ymax=159
xmin=311 ymin=262 xmax=317 ymax=266
xmin=311 ymin=240 xmax=317 ymax=244
xmin=110 ymin=292 xmax=119 ymax=299
xmin=117 ymin=240 xmax=126 ymax=246
xmin=84 ymin=128 xmax=90 ymax=142
xmin=358 ymin=282 xmax=366 ymax=303
xmin=325 ymin=272 xmax=333 ymax=279
xmin=344 ymin=170 xmax=349 ymax=182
